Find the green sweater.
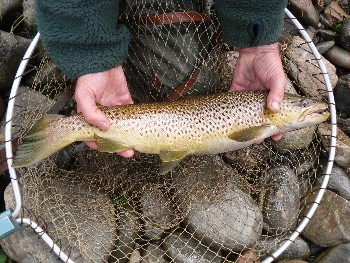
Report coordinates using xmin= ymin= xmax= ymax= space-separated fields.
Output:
xmin=35 ymin=0 xmax=287 ymax=80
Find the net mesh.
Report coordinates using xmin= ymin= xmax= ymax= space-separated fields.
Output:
xmin=0 ymin=1 xmax=335 ymax=262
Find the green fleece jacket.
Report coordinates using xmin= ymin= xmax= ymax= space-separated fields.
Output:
xmin=35 ymin=0 xmax=287 ymax=80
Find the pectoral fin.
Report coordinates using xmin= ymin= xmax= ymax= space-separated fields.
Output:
xmin=228 ymin=124 xmax=274 ymax=142
xmin=159 ymin=150 xmax=188 ymax=175
xmin=94 ymin=134 xmax=131 ymax=153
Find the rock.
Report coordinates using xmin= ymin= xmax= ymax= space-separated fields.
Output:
xmin=163 ymin=231 xmax=222 ymax=262
xmin=283 ymin=36 xmax=338 ymax=98
xmin=254 ymin=236 xmax=310 ymax=260
xmin=140 ymin=183 xmax=177 ymax=240
xmin=337 ymin=117 xmax=350 ymax=136
xmin=0 ymin=0 xmax=22 ymax=24
xmin=301 ymin=190 xmax=350 ymax=247
xmin=318 ymin=123 xmax=350 ymax=170
xmin=324 ymin=46 xmax=350 ymax=70
xmin=261 ymin=166 xmax=300 ymax=235
xmin=0 ymin=31 xmax=31 ymax=91
xmin=339 ymin=17 xmax=350 ymax=51
xmin=272 ymin=125 xmax=317 ymax=153
xmin=141 ymin=243 xmax=168 ymax=263
xmin=323 ymin=2 xmax=349 ymax=28
xmin=288 ymin=0 xmax=319 ymax=27
xmin=0 ymin=168 xmax=116 ymax=263
xmin=223 ymin=143 xmax=271 ymax=174
xmin=23 ymin=0 xmax=36 ymax=32
xmin=110 ymin=208 xmax=142 ymax=263
xmin=313 ymin=243 xmax=350 ymax=263
xmin=317 ymin=164 xmax=350 ymax=201
xmin=185 ymin=187 xmax=263 ymax=252
xmin=277 ymin=260 xmax=309 ymax=263
xmin=285 ymin=78 xmax=299 ymax=95
xmin=334 ymin=73 xmax=350 ymax=117
xmin=317 ymin=29 xmax=338 ymax=41
xmin=316 ymin=40 xmax=335 ymax=54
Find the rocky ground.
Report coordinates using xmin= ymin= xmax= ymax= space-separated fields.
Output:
xmin=1 ymin=0 xmax=350 ymax=263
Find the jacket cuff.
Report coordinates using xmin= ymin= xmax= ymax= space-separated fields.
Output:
xmin=215 ymin=0 xmax=288 ymax=48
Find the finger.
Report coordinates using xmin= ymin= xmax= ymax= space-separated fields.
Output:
xmin=267 ymin=73 xmax=286 ymax=113
xmin=117 ymin=149 xmax=135 ymax=158
xmin=75 ymin=91 xmax=110 ymax=131
xmin=85 ymin=141 xmax=98 ymax=150
xmin=271 ymin=133 xmax=284 ymax=141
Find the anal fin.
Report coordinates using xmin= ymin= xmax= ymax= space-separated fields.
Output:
xmin=159 ymin=150 xmax=188 ymax=175
xmin=94 ymin=134 xmax=131 ymax=153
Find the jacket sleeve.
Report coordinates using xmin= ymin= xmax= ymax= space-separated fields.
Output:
xmin=35 ymin=0 xmax=131 ymax=79
xmin=214 ymin=0 xmax=288 ymax=48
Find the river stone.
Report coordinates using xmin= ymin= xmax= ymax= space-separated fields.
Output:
xmin=334 ymin=73 xmax=350 ymax=117
xmin=288 ymin=0 xmax=319 ymax=27
xmin=141 ymin=243 xmax=167 ymax=263
xmin=254 ymin=236 xmax=310 ymax=260
xmin=314 ymin=243 xmax=350 ymax=263
xmin=283 ymin=36 xmax=338 ymax=98
xmin=318 ymin=123 xmax=350 ymax=170
xmin=340 ymin=17 xmax=350 ymax=51
xmin=338 ymin=117 xmax=350 ymax=136
xmin=163 ymin=231 xmax=222 ymax=262
xmin=140 ymin=183 xmax=177 ymax=240
xmin=317 ymin=164 xmax=350 ymax=201
xmin=278 ymin=260 xmax=309 ymax=263
xmin=110 ymin=207 xmax=142 ymax=263
xmin=317 ymin=29 xmax=338 ymax=41
xmin=185 ymin=187 xmax=263 ymax=252
xmin=323 ymin=1 xmax=349 ymax=28
xmin=272 ymin=125 xmax=316 ymax=153
xmin=235 ymin=249 xmax=259 ymax=263
xmin=23 ymin=0 xmax=36 ymax=32
xmin=301 ymin=190 xmax=350 ymax=247
xmin=0 ymin=0 xmax=22 ymax=23
xmin=316 ymin=40 xmax=335 ymax=54
xmin=0 ymin=168 xmax=116 ymax=263
xmin=324 ymin=46 xmax=350 ymax=70
xmin=0 ymin=31 xmax=31 ymax=91
xmin=262 ymin=166 xmax=300 ymax=235
xmin=0 ymin=96 xmax=5 ymax=120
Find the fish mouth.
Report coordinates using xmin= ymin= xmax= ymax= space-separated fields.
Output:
xmin=298 ymin=106 xmax=330 ymax=122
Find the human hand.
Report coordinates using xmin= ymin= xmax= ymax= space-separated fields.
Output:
xmin=230 ymin=43 xmax=286 ymax=141
xmin=75 ymin=66 xmax=134 ymax=157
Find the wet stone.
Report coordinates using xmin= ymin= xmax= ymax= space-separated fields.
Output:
xmin=163 ymin=231 xmax=222 ymax=263
xmin=316 ymin=40 xmax=335 ymax=54
xmin=337 ymin=117 xmax=350 ymax=137
xmin=324 ymin=46 xmax=350 ymax=70
xmin=288 ymin=0 xmax=319 ymax=27
xmin=185 ymin=187 xmax=263 ymax=252
xmin=317 ymin=164 xmax=350 ymax=201
xmin=261 ymin=166 xmax=300 ymax=235
xmin=0 ymin=96 xmax=5 ymax=120
xmin=141 ymin=243 xmax=168 ymax=263
xmin=317 ymin=29 xmax=338 ymax=41
xmin=340 ymin=17 xmax=350 ymax=51
xmin=323 ymin=1 xmax=349 ymax=28
xmin=301 ymin=190 xmax=350 ymax=247
xmin=0 ymin=0 xmax=22 ymax=24
xmin=314 ymin=243 xmax=350 ymax=263
xmin=334 ymin=73 xmax=350 ymax=117
xmin=254 ymin=236 xmax=310 ymax=260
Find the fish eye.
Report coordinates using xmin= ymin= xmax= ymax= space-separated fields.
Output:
xmin=300 ymin=99 xmax=309 ymax=108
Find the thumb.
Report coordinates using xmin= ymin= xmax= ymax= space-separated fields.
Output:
xmin=267 ymin=73 xmax=286 ymax=113
xmin=76 ymin=92 xmax=110 ymax=131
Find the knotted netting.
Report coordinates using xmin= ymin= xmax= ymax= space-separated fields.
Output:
xmin=0 ymin=1 xmax=338 ymax=263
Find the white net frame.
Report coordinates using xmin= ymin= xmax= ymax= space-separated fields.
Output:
xmin=3 ymin=8 xmax=337 ymax=263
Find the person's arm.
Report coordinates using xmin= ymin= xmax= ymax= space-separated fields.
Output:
xmin=35 ymin=1 xmax=134 ymax=156
xmin=35 ymin=0 xmax=130 ymax=79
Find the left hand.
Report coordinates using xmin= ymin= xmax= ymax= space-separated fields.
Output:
xmin=230 ymin=43 xmax=286 ymax=141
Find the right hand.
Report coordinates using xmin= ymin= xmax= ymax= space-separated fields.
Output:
xmin=75 ymin=66 xmax=134 ymax=157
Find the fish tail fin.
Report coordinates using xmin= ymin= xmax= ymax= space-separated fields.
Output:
xmin=12 ymin=114 xmax=73 ymax=168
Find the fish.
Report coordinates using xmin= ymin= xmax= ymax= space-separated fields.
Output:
xmin=12 ymin=91 xmax=329 ymax=174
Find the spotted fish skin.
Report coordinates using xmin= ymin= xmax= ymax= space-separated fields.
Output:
xmin=12 ymin=91 xmax=329 ymax=173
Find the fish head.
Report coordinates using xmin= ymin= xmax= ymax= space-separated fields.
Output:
xmin=264 ymin=94 xmax=330 ymax=132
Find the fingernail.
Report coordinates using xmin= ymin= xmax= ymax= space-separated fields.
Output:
xmin=100 ymin=121 xmax=108 ymax=131
xmin=271 ymin=100 xmax=280 ymax=112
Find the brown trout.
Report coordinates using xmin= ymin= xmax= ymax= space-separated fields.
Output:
xmin=12 ymin=91 xmax=329 ymax=174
